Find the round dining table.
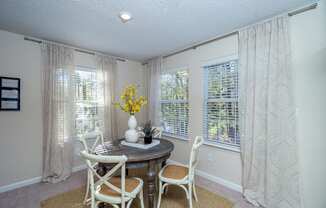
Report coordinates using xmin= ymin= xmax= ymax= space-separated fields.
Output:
xmin=95 ymin=138 xmax=174 ymax=208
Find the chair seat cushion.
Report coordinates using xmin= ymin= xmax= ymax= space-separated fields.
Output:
xmin=161 ymin=164 xmax=188 ymax=180
xmin=99 ymin=177 xmax=141 ymax=197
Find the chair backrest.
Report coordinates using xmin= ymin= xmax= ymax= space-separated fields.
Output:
xmin=152 ymin=126 xmax=163 ymax=138
xmin=80 ymin=150 xmax=130 ymax=207
xmin=188 ymin=136 xmax=204 ymax=181
xmin=78 ymin=130 xmax=105 ymax=153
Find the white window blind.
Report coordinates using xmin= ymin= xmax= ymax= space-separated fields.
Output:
xmin=203 ymin=60 xmax=240 ymax=147
xmin=160 ymin=70 xmax=189 ymax=138
xmin=75 ymin=67 xmax=103 ymax=136
xmin=55 ymin=68 xmax=73 ymax=144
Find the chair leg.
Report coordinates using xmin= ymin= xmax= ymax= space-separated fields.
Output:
xmin=188 ymin=184 xmax=193 ymax=208
xmin=139 ymin=188 xmax=145 ymax=208
xmin=84 ymin=172 xmax=90 ymax=204
xmin=126 ymin=199 xmax=133 ymax=208
xmin=157 ymin=181 xmax=163 ymax=208
xmin=91 ymin=197 xmax=97 ymax=208
xmin=164 ymin=186 xmax=169 ymax=195
xmin=192 ymin=182 xmax=198 ymax=202
xmin=157 ymin=161 xmax=166 ymax=191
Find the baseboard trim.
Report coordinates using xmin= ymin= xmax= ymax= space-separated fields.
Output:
xmin=0 ymin=161 xmax=242 ymax=194
xmin=167 ymin=159 xmax=242 ymax=193
xmin=195 ymin=169 xmax=242 ymax=193
xmin=0 ymin=176 xmax=42 ymax=193
xmin=0 ymin=164 xmax=87 ymax=193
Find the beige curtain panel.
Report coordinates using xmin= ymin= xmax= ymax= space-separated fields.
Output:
xmin=41 ymin=43 xmax=75 ymax=183
xmin=239 ymin=16 xmax=302 ymax=208
xmin=147 ymin=57 xmax=163 ymax=126
xmin=96 ymin=54 xmax=118 ymax=140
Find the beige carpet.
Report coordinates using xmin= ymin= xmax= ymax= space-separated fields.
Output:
xmin=41 ymin=185 xmax=233 ymax=208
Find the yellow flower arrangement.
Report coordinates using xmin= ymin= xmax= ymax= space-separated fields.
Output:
xmin=114 ymin=84 xmax=147 ymax=115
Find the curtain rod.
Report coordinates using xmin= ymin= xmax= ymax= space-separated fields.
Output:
xmin=163 ymin=31 xmax=238 ymax=59
xmin=143 ymin=2 xmax=318 ymax=65
xmin=24 ymin=37 xmax=127 ymax=62
xmin=288 ymin=2 xmax=318 ymax=16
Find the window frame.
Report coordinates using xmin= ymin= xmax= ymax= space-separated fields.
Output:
xmin=160 ymin=67 xmax=189 ymax=140
xmin=202 ymin=55 xmax=240 ymax=151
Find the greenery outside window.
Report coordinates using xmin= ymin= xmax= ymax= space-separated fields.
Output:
xmin=75 ymin=67 xmax=103 ymax=137
xmin=203 ymin=59 xmax=240 ymax=148
xmin=160 ymin=69 xmax=189 ymax=139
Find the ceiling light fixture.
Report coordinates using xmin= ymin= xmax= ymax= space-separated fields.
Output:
xmin=119 ymin=11 xmax=132 ymax=23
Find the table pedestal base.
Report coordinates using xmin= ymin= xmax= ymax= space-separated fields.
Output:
xmin=147 ymin=160 xmax=157 ymax=208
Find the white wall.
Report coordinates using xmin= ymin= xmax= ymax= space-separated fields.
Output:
xmin=0 ymin=29 xmax=146 ymax=188
xmin=290 ymin=1 xmax=326 ymax=208
xmin=163 ymin=2 xmax=326 ymax=207
xmin=0 ymin=30 xmax=43 ymax=188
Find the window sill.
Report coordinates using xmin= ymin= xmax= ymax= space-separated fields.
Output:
xmin=204 ymin=141 xmax=240 ymax=153
xmin=162 ymin=133 xmax=189 ymax=142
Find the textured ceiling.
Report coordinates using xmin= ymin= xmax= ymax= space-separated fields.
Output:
xmin=0 ymin=0 xmax=316 ymax=61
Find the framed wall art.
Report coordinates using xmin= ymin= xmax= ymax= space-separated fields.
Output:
xmin=0 ymin=76 xmax=20 ymax=111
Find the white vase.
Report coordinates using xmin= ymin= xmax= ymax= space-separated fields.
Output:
xmin=125 ymin=115 xmax=138 ymax=143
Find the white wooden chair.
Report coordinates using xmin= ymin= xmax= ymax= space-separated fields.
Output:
xmin=152 ymin=126 xmax=163 ymax=138
xmin=78 ymin=130 xmax=105 ymax=204
xmin=80 ymin=130 xmax=105 ymax=154
xmin=80 ymin=150 xmax=145 ymax=208
xmin=157 ymin=136 xmax=204 ymax=208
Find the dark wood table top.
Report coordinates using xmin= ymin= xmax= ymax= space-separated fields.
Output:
xmin=97 ymin=138 xmax=174 ymax=162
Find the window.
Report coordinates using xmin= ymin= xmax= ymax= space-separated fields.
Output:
xmin=55 ymin=68 xmax=73 ymax=144
xmin=160 ymin=69 xmax=189 ymax=138
xmin=75 ymin=67 xmax=103 ymax=136
xmin=203 ymin=59 xmax=240 ymax=148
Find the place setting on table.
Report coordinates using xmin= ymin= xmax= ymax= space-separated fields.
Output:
xmin=91 ymin=85 xmax=174 ymax=208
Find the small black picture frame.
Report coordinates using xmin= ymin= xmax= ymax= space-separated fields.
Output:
xmin=0 ymin=76 xmax=21 ymax=111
